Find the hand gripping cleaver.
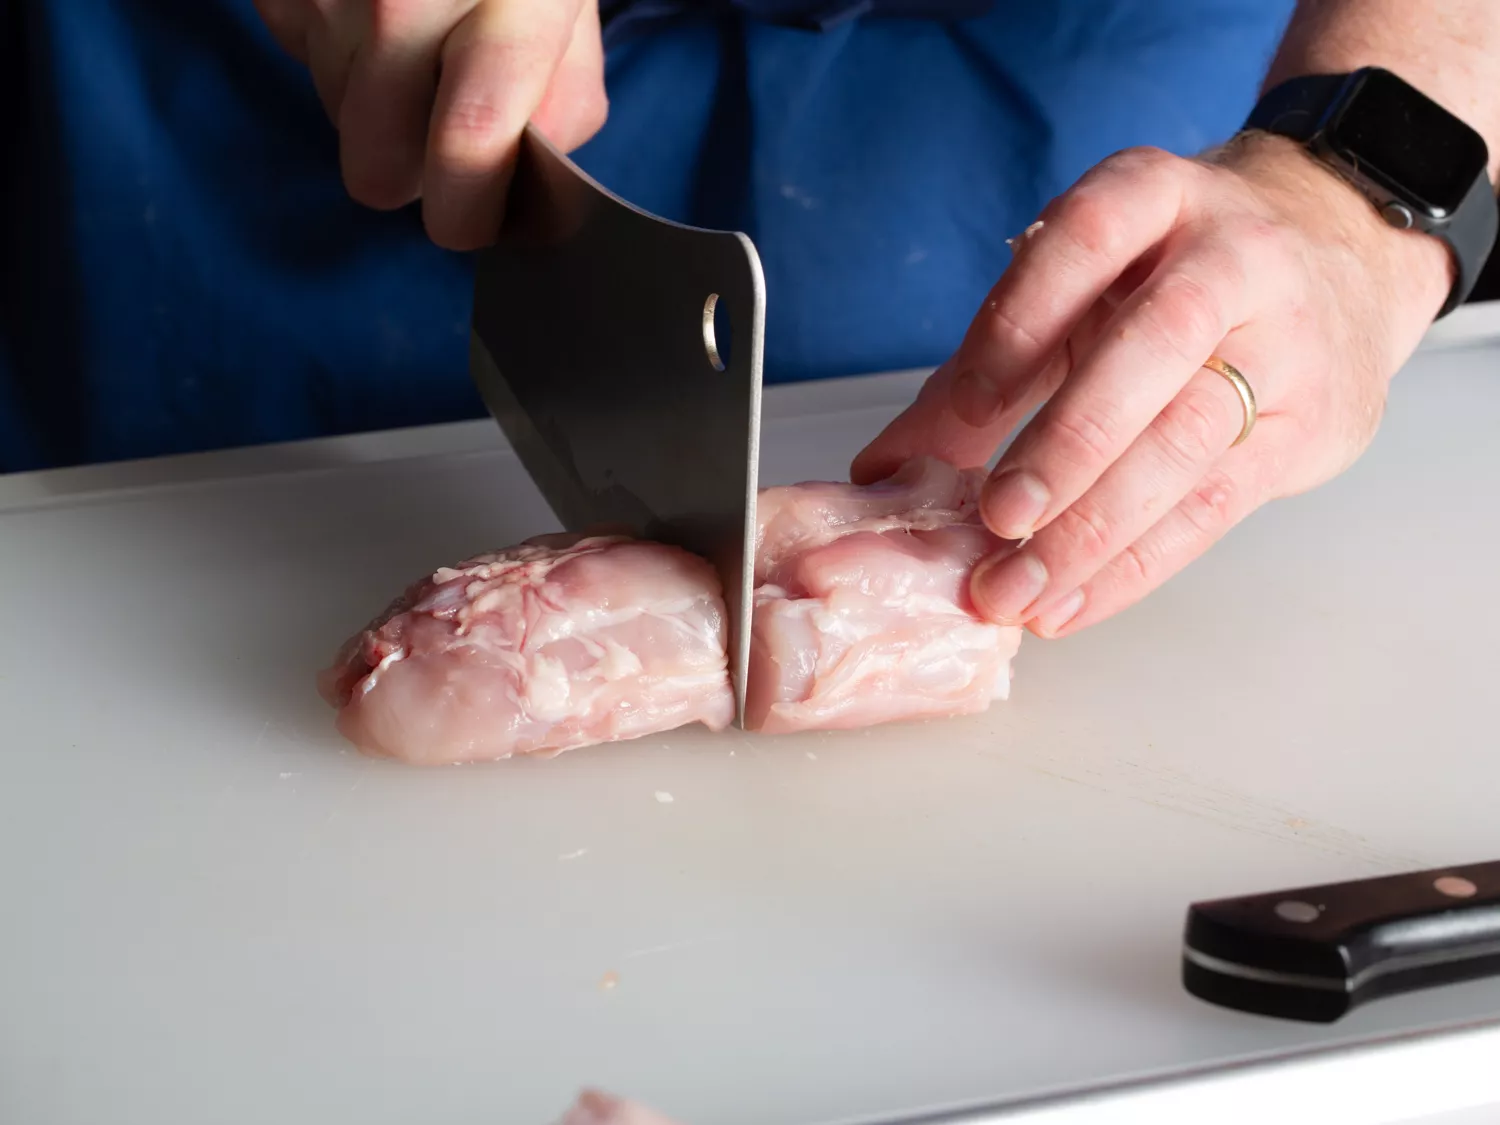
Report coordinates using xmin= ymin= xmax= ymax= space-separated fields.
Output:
xmin=469 ymin=126 xmax=764 ymax=724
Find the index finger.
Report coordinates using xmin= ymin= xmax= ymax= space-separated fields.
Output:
xmin=851 ymin=147 xmax=1189 ymax=486
xmin=423 ymin=0 xmax=584 ymax=251
xmin=979 ymin=232 xmax=1260 ymax=541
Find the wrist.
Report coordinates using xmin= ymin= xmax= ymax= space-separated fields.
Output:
xmin=1265 ymin=17 xmax=1500 ymax=185
xmin=1212 ymin=131 xmax=1454 ymax=329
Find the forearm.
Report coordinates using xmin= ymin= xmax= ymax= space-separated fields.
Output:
xmin=1240 ymin=1 xmax=1500 ymax=324
xmin=1266 ymin=0 xmax=1500 ymax=180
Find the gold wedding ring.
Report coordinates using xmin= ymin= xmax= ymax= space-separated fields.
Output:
xmin=1202 ymin=356 xmax=1257 ymax=446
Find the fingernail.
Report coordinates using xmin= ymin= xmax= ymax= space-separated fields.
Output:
xmin=972 ymin=552 xmax=1049 ymax=624
xmin=984 ymin=470 xmax=1050 ymax=539
xmin=950 ymin=368 xmax=1006 ymax=428
xmin=1032 ymin=588 xmax=1085 ymax=636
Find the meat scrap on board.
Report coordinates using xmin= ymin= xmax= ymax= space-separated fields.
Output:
xmin=319 ymin=458 xmax=1023 ymax=764
xmin=553 ymin=1089 xmax=683 ymax=1125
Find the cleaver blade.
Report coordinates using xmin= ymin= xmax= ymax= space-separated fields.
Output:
xmin=469 ymin=126 xmax=764 ymax=726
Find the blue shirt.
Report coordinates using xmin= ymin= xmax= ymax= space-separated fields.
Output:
xmin=0 ymin=0 xmax=1294 ymax=473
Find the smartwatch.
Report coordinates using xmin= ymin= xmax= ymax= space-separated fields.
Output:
xmin=1243 ymin=67 xmax=1498 ymax=318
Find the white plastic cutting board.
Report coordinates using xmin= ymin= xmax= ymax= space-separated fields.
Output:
xmin=3 ymin=337 xmax=1500 ymax=1125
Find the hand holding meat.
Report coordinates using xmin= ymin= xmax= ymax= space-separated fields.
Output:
xmin=252 ymin=0 xmax=606 ymax=248
xmin=854 ymin=133 xmax=1456 ymax=638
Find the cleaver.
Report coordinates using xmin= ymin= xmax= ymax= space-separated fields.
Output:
xmin=469 ymin=126 xmax=764 ymax=724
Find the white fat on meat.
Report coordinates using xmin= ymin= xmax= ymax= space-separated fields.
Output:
xmin=317 ymin=535 xmax=734 ymax=764
xmin=318 ymin=458 xmax=1023 ymax=762
xmin=745 ymin=457 xmax=1023 ymax=733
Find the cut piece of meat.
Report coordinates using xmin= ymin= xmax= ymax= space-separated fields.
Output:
xmin=318 ymin=458 xmax=1023 ymax=762
xmin=553 ymin=1090 xmax=682 ymax=1125
xmin=745 ymin=457 xmax=1024 ymax=734
xmin=318 ymin=535 xmax=734 ymax=765
xmin=755 ymin=455 xmax=988 ymax=581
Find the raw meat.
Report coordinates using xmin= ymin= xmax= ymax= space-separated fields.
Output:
xmin=317 ymin=535 xmax=734 ymax=764
xmin=553 ymin=1090 xmax=682 ymax=1125
xmin=319 ymin=458 xmax=1023 ymax=763
xmin=747 ymin=457 xmax=1023 ymax=733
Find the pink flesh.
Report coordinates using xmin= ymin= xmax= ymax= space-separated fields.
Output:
xmin=319 ymin=459 xmax=1022 ymax=762
xmin=555 ymin=1090 xmax=682 ymax=1125
xmin=318 ymin=536 xmax=734 ymax=765
xmin=745 ymin=458 xmax=1023 ymax=733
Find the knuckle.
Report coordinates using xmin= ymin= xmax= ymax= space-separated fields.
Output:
xmin=433 ymin=98 xmax=515 ymax=168
xmin=1051 ymin=188 xmax=1131 ymax=263
xmin=984 ymin=301 xmax=1046 ymax=359
xmin=1114 ymin=538 xmax=1158 ymax=587
xmin=1107 ymin=145 xmax=1175 ymax=175
xmin=366 ymin=0 xmax=430 ymax=42
xmin=1093 ymin=145 xmax=1194 ymax=192
xmin=1050 ymin=501 xmax=1115 ymax=562
xmin=1042 ymin=404 xmax=1120 ymax=468
xmin=1133 ymin=271 xmax=1228 ymax=364
xmin=474 ymin=27 xmax=559 ymax=71
xmin=442 ymin=95 xmax=505 ymax=140
xmin=1152 ymin=387 xmax=1230 ymax=473
xmin=1179 ymin=470 xmax=1240 ymax=537
xmin=433 ymin=36 xmax=556 ymax=165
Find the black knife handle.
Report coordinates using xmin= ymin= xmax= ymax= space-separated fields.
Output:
xmin=1183 ymin=860 xmax=1500 ymax=1022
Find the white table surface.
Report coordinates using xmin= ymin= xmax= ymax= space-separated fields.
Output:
xmin=3 ymin=310 xmax=1500 ymax=1125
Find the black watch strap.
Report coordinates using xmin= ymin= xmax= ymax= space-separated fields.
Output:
xmin=1439 ymin=171 xmax=1500 ymax=317
xmin=1243 ymin=73 xmax=1347 ymax=140
xmin=1245 ymin=73 xmax=1498 ymax=318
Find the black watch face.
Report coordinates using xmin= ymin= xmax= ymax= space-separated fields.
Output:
xmin=1326 ymin=68 xmax=1489 ymax=218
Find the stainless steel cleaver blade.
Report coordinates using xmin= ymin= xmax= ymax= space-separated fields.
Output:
xmin=469 ymin=126 xmax=764 ymax=725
